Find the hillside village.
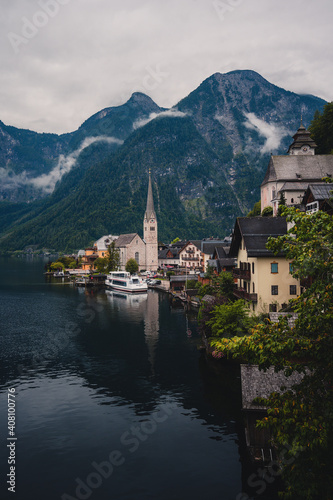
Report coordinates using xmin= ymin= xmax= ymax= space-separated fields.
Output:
xmin=74 ymin=120 xmax=333 ymax=315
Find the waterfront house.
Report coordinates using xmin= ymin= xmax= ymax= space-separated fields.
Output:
xmin=229 ymin=217 xmax=300 ymax=314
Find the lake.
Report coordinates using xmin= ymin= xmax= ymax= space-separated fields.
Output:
xmin=0 ymin=257 xmax=278 ymax=500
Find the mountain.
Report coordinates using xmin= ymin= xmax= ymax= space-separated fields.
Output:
xmin=0 ymin=70 xmax=327 ymax=252
xmin=0 ymin=92 xmax=163 ymax=203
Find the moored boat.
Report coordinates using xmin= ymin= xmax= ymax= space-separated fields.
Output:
xmin=105 ymin=271 xmax=148 ymax=293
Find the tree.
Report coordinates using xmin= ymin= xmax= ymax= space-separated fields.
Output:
xmin=247 ymin=200 xmax=261 ymax=217
xmin=125 ymin=258 xmax=139 ymax=274
xmin=106 ymin=241 xmax=120 ymax=272
xmin=94 ymin=257 xmax=108 ymax=273
xmin=171 ymin=237 xmax=181 ymax=244
xmin=50 ymin=261 xmax=65 ymax=271
xmin=210 ymin=208 xmax=333 ymax=499
xmin=261 ymin=206 xmax=273 ymax=216
xmin=206 ymin=299 xmax=252 ymax=339
xmin=212 ymin=272 xmax=236 ymax=301
xmin=309 ymin=102 xmax=333 ymax=154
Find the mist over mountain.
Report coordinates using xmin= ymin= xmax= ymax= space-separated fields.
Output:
xmin=0 ymin=70 xmax=326 ymax=251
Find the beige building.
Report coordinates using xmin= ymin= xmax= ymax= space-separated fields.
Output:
xmin=261 ymin=122 xmax=333 ymax=215
xmin=116 ymin=233 xmax=147 ymax=271
xmin=229 ymin=217 xmax=300 ymax=314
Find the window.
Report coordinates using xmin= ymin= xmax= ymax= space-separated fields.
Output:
xmin=135 ymin=252 xmax=139 ymax=264
xmin=252 ymin=262 xmax=254 ymax=274
xmin=150 ymin=227 xmax=155 ymax=231
xmin=291 ymin=198 xmax=294 ymax=203
xmin=269 ymin=304 xmax=277 ymax=312
xmin=252 ymin=282 xmax=255 ymax=293
xmin=290 ymin=285 xmax=297 ymax=295
xmin=271 ymin=285 xmax=278 ymax=295
xmin=271 ymin=262 xmax=278 ymax=274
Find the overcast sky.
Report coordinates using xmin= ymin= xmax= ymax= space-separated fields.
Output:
xmin=1 ymin=0 xmax=332 ymax=134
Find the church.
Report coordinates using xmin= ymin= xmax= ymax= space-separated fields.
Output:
xmin=261 ymin=121 xmax=333 ymax=215
xmin=81 ymin=172 xmax=158 ymax=272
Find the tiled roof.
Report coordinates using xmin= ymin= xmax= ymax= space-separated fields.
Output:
xmin=115 ymin=233 xmax=138 ymax=247
xmin=307 ymin=183 xmax=333 ymax=200
xmin=261 ymin=155 xmax=333 ymax=186
xmin=229 ymin=217 xmax=287 ymax=257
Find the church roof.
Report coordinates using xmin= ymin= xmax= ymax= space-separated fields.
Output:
xmin=115 ymin=233 xmax=139 ymax=247
xmin=287 ymin=122 xmax=317 ymax=153
xmin=144 ymin=171 xmax=156 ymax=220
xmin=261 ymin=155 xmax=333 ymax=186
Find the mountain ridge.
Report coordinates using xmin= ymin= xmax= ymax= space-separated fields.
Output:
xmin=0 ymin=70 xmax=327 ymax=251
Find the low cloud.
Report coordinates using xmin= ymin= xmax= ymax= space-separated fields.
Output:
xmin=0 ymin=136 xmax=123 ymax=196
xmin=133 ymin=109 xmax=187 ymax=130
xmin=244 ymin=112 xmax=290 ymax=153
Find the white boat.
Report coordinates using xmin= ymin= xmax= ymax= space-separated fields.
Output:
xmin=105 ymin=271 xmax=148 ymax=293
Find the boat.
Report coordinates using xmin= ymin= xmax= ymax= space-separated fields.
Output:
xmin=105 ymin=271 xmax=148 ymax=293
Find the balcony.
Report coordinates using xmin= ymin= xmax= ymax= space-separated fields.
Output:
xmin=186 ymin=249 xmax=195 ymax=254
xmin=233 ymin=268 xmax=251 ymax=280
xmin=234 ymin=288 xmax=257 ymax=302
xmin=182 ymin=256 xmax=199 ymax=261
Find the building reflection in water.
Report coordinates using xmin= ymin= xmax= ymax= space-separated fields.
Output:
xmin=105 ymin=290 xmax=159 ymax=375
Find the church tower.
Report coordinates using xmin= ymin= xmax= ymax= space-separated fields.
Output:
xmin=143 ymin=170 xmax=158 ymax=272
xmin=287 ymin=119 xmax=317 ymax=155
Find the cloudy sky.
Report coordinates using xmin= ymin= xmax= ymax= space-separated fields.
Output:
xmin=1 ymin=0 xmax=332 ymax=134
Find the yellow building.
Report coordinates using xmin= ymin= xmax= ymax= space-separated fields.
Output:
xmin=229 ymin=217 xmax=300 ymax=314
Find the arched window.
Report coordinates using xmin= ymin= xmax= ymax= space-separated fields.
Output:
xmin=135 ymin=252 xmax=139 ymax=264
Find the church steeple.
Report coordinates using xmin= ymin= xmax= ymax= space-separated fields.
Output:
xmin=287 ymin=120 xmax=317 ymax=155
xmin=143 ymin=170 xmax=158 ymax=272
xmin=144 ymin=169 xmax=156 ymax=221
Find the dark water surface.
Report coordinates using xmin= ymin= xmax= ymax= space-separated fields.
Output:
xmin=0 ymin=257 xmax=273 ymax=500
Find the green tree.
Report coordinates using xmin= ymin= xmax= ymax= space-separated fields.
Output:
xmin=309 ymin=102 xmax=333 ymax=154
xmin=171 ymin=237 xmax=181 ymax=244
xmin=50 ymin=261 xmax=65 ymax=271
xmin=125 ymin=258 xmax=139 ymax=274
xmin=261 ymin=206 xmax=273 ymax=216
xmin=247 ymin=200 xmax=261 ymax=217
xmin=211 ymin=208 xmax=333 ymax=499
xmin=212 ymin=272 xmax=235 ymax=300
xmin=207 ymin=299 xmax=251 ymax=339
xmin=94 ymin=257 xmax=108 ymax=273
xmin=106 ymin=241 xmax=120 ymax=272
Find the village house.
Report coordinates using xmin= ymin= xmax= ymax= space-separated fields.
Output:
xmin=302 ymin=183 xmax=333 ymax=215
xmin=261 ymin=121 xmax=333 ymax=215
xmin=229 ymin=217 xmax=300 ymax=314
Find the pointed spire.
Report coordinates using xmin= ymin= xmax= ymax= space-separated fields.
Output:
xmin=145 ymin=170 xmax=156 ymax=220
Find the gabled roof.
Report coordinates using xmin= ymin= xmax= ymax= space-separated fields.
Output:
xmin=229 ymin=217 xmax=287 ymax=258
xmin=115 ymin=233 xmax=140 ymax=247
xmin=261 ymin=155 xmax=333 ymax=186
xmin=304 ymin=183 xmax=333 ymax=201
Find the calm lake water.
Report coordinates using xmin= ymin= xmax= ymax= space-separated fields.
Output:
xmin=0 ymin=257 xmax=278 ymax=500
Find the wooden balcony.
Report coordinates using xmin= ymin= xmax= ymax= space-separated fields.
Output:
xmin=233 ymin=268 xmax=251 ymax=280
xmin=182 ymin=256 xmax=199 ymax=261
xmin=234 ymin=288 xmax=257 ymax=302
